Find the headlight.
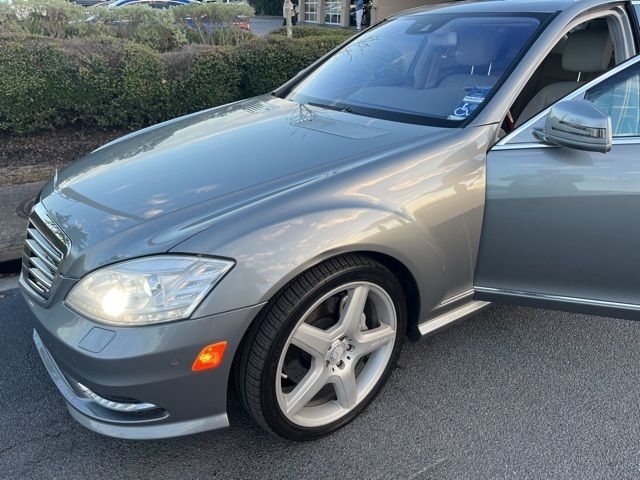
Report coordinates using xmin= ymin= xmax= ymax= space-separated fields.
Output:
xmin=65 ymin=255 xmax=234 ymax=326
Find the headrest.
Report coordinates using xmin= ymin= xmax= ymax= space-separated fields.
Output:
xmin=455 ymin=32 xmax=497 ymax=67
xmin=562 ymin=29 xmax=613 ymax=73
xmin=551 ymin=35 xmax=568 ymax=54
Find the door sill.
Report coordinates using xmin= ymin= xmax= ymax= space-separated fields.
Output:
xmin=474 ymin=286 xmax=640 ymax=321
xmin=418 ymin=300 xmax=490 ymax=336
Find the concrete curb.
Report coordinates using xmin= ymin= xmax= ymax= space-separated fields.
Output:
xmin=0 ymin=181 xmax=44 ymax=262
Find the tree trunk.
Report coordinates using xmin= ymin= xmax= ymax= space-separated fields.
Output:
xmin=283 ymin=0 xmax=293 ymax=38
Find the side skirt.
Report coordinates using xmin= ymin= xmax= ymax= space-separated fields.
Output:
xmin=418 ymin=300 xmax=490 ymax=337
xmin=474 ymin=286 xmax=640 ymax=322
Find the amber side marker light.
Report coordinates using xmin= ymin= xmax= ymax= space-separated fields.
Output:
xmin=192 ymin=341 xmax=228 ymax=372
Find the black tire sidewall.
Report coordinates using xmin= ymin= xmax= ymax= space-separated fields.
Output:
xmin=260 ymin=261 xmax=407 ymax=441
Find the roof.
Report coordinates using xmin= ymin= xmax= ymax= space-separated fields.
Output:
xmin=396 ymin=0 xmax=584 ymax=16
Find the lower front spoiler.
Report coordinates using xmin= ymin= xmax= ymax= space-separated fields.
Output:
xmin=33 ymin=329 xmax=229 ymax=440
xmin=67 ymin=404 xmax=229 ymax=441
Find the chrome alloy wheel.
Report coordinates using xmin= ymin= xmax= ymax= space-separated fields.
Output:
xmin=275 ymin=282 xmax=397 ymax=428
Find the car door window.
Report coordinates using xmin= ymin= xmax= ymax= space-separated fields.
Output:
xmin=511 ymin=19 xmax=615 ymax=129
xmin=584 ymin=61 xmax=640 ymax=137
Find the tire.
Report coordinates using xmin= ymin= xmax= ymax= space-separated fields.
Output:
xmin=236 ymin=254 xmax=407 ymax=441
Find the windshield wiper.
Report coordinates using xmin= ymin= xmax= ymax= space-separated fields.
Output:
xmin=307 ymin=102 xmax=352 ymax=113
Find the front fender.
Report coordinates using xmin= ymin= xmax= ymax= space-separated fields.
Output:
xmin=173 ymin=125 xmax=488 ymax=332
xmin=175 ymin=200 xmax=443 ymax=323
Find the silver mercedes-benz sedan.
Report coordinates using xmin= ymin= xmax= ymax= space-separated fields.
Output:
xmin=21 ymin=0 xmax=640 ymax=440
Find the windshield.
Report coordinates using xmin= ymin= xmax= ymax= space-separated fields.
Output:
xmin=285 ymin=13 xmax=547 ymax=126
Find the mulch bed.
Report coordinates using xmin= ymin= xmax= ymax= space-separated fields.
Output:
xmin=0 ymin=129 xmax=127 ymax=187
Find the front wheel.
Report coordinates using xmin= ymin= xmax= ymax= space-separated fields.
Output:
xmin=236 ymin=255 xmax=406 ymax=440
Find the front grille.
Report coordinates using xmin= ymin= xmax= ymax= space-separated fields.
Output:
xmin=22 ymin=213 xmax=69 ymax=299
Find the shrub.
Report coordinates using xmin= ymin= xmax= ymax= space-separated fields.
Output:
xmin=0 ymin=36 xmax=75 ymax=133
xmin=0 ymin=6 xmax=24 ymax=34
xmin=270 ymin=25 xmax=354 ymax=39
xmin=85 ymin=6 xmax=188 ymax=52
xmin=0 ymin=30 xmax=344 ymax=134
xmin=62 ymin=36 xmax=169 ymax=129
xmin=0 ymin=35 xmax=168 ymax=131
xmin=165 ymin=45 xmax=243 ymax=117
xmin=238 ymin=34 xmax=348 ymax=96
xmin=0 ymin=1 xmax=255 ymax=51
xmin=0 ymin=0 xmax=85 ymax=38
xmin=173 ymin=2 xmax=254 ymax=46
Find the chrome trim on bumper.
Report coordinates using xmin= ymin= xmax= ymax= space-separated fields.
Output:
xmin=33 ymin=329 xmax=160 ymax=415
xmin=33 ymin=328 xmax=230 ymax=439
xmin=76 ymin=382 xmax=157 ymax=413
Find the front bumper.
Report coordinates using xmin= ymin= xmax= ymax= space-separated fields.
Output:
xmin=23 ymin=275 xmax=263 ymax=440
xmin=33 ymin=329 xmax=229 ymax=439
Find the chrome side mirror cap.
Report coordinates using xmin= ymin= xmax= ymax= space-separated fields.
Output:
xmin=534 ymin=99 xmax=612 ymax=153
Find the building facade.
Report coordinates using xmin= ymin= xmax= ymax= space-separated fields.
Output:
xmin=297 ymin=0 xmax=444 ymax=28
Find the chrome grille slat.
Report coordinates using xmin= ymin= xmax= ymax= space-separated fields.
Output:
xmin=26 ymin=239 xmax=58 ymax=273
xmin=22 ymin=210 xmax=69 ymax=300
xmin=26 ymin=277 xmax=47 ymax=295
xmin=29 ymin=257 xmax=55 ymax=281
xmin=29 ymin=267 xmax=53 ymax=290
xmin=27 ymin=226 xmax=63 ymax=262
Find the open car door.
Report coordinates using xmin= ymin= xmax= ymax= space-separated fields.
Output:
xmin=475 ymin=55 xmax=640 ymax=321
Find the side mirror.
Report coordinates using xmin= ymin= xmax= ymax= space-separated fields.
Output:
xmin=534 ymin=99 xmax=612 ymax=153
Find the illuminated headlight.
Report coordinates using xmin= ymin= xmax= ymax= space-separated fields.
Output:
xmin=65 ymin=255 xmax=234 ymax=326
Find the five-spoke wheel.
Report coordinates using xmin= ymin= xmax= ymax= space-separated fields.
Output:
xmin=237 ymin=255 xmax=406 ymax=440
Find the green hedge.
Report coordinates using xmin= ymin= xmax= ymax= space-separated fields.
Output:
xmin=66 ymin=37 xmax=169 ymax=129
xmin=0 ymin=0 xmax=85 ymax=38
xmin=0 ymin=32 xmax=351 ymax=134
xmin=0 ymin=36 xmax=76 ymax=133
xmin=270 ymin=25 xmax=354 ymax=39
xmin=239 ymin=34 xmax=347 ymax=96
xmin=165 ymin=45 xmax=244 ymax=118
xmin=0 ymin=0 xmax=255 ymax=51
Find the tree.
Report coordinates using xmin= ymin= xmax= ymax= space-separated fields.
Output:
xmin=283 ymin=0 xmax=292 ymax=38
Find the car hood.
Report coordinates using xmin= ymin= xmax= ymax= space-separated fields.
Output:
xmin=41 ymin=96 xmax=451 ymax=276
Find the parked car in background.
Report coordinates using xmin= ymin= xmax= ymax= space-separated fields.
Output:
xmin=108 ymin=0 xmax=192 ymax=8
xmin=22 ymin=0 xmax=640 ymax=442
xmin=234 ymin=14 xmax=250 ymax=30
xmin=74 ymin=0 xmax=110 ymax=6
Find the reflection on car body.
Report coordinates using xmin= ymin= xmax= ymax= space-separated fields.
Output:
xmin=21 ymin=0 xmax=640 ymax=441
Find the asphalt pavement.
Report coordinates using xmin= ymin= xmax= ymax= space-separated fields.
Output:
xmin=250 ymin=16 xmax=284 ymax=36
xmin=2 ymin=286 xmax=640 ymax=479
xmin=0 ymin=182 xmax=42 ymax=263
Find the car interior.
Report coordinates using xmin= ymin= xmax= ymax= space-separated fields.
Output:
xmin=289 ymin=14 xmax=544 ymax=122
xmin=507 ymin=18 xmax=616 ymax=131
xmin=290 ymin=14 xmax=620 ymax=132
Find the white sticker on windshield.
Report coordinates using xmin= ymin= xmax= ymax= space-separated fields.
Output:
xmin=448 ymin=86 xmax=492 ymax=121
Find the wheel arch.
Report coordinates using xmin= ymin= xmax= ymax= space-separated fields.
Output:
xmin=229 ymin=250 xmax=420 ymax=409
xmin=355 ymin=251 xmax=422 ymax=341
xmin=232 ymin=249 xmax=422 ymax=373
